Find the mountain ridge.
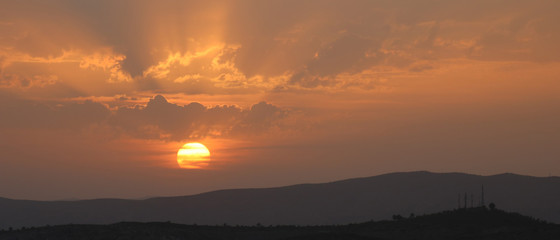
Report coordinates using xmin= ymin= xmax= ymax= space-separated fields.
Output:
xmin=1 ymin=171 xmax=560 ymax=228
xmin=2 ymin=171 xmax=555 ymax=202
xmin=148 ymin=171 xmax=557 ymax=202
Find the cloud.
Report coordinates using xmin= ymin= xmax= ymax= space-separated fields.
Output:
xmin=79 ymin=49 xmax=131 ymax=83
xmin=232 ymin=101 xmax=285 ymax=133
xmin=111 ymin=95 xmax=288 ymax=141
xmin=1 ymin=0 xmax=559 ymax=98
xmin=0 ymin=92 xmax=291 ymax=141
xmin=0 ymin=92 xmax=111 ymax=129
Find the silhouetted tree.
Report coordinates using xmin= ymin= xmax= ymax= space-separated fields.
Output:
xmin=392 ymin=214 xmax=403 ymax=221
xmin=489 ymin=202 xmax=496 ymax=210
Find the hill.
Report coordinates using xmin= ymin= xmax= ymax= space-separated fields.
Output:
xmin=1 ymin=207 xmax=559 ymax=239
xmin=1 ymin=171 xmax=560 ymax=228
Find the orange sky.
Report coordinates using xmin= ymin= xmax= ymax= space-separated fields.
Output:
xmin=1 ymin=0 xmax=559 ymax=200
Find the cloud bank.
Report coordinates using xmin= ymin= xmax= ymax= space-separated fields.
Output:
xmin=0 ymin=93 xmax=288 ymax=141
xmin=1 ymin=0 xmax=558 ymax=97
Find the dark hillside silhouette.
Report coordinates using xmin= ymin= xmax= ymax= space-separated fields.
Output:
xmin=1 ymin=171 xmax=560 ymax=228
xmin=1 ymin=207 xmax=559 ymax=240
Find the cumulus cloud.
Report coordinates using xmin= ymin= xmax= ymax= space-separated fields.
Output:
xmin=0 ymin=92 xmax=289 ymax=141
xmin=112 ymin=95 xmax=288 ymax=140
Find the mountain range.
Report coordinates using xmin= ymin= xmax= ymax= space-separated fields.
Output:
xmin=1 ymin=171 xmax=559 ymax=229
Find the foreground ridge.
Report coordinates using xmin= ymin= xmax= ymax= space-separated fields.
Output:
xmin=2 ymin=207 xmax=559 ymax=240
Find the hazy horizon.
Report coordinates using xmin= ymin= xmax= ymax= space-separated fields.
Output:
xmin=1 ymin=0 xmax=559 ymax=201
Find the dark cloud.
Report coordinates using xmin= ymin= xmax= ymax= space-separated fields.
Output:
xmin=289 ymin=34 xmax=386 ymax=88
xmin=233 ymin=101 xmax=284 ymax=133
xmin=0 ymin=93 xmax=288 ymax=141
xmin=0 ymin=92 xmax=110 ymax=129
xmin=306 ymin=35 xmax=383 ymax=76
xmin=111 ymin=95 xmax=287 ymax=140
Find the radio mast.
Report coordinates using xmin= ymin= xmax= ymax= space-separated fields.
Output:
xmin=481 ymin=184 xmax=485 ymax=207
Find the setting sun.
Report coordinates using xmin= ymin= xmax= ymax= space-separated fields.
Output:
xmin=177 ymin=143 xmax=211 ymax=169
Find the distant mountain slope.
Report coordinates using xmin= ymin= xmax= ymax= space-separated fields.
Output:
xmin=1 ymin=171 xmax=560 ymax=228
xmin=2 ymin=207 xmax=560 ymax=240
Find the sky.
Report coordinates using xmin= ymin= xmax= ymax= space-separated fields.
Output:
xmin=1 ymin=0 xmax=559 ymax=200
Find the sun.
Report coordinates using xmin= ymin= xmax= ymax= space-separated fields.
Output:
xmin=177 ymin=142 xmax=210 ymax=169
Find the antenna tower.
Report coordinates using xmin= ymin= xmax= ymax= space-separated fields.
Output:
xmin=481 ymin=184 xmax=485 ymax=207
